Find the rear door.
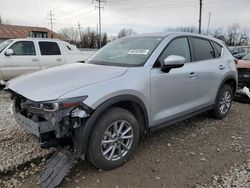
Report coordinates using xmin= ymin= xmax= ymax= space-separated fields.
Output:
xmin=150 ymin=37 xmax=199 ymax=126
xmin=190 ymin=37 xmax=225 ymax=108
xmin=38 ymin=41 xmax=64 ymax=69
xmin=1 ymin=40 xmax=39 ymax=80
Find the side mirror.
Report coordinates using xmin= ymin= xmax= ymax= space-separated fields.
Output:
xmin=161 ymin=55 xmax=185 ymax=72
xmin=5 ymin=49 xmax=14 ymax=56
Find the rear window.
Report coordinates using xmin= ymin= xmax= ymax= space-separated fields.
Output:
xmin=39 ymin=42 xmax=61 ymax=55
xmin=192 ymin=38 xmax=215 ymax=61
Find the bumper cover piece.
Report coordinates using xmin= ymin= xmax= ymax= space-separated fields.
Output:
xmin=14 ymin=111 xmax=55 ymax=137
xmin=39 ymin=148 xmax=75 ymax=188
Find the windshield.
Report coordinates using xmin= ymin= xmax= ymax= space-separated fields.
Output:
xmin=0 ymin=40 xmax=13 ymax=53
xmin=243 ymin=53 xmax=250 ymax=60
xmin=86 ymin=37 xmax=163 ymax=67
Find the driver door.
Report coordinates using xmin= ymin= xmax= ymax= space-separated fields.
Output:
xmin=150 ymin=37 xmax=198 ymax=127
xmin=2 ymin=41 xmax=40 ymax=80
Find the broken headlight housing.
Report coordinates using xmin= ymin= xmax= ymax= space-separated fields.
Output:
xmin=30 ymin=96 xmax=88 ymax=112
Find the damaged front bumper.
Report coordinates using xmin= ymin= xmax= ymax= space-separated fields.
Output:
xmin=11 ymin=91 xmax=93 ymax=149
xmin=235 ymin=86 xmax=250 ymax=104
xmin=14 ymin=110 xmax=55 ymax=137
xmin=10 ymin=92 xmax=95 ymax=188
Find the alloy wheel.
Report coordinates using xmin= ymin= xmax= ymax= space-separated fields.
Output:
xmin=101 ymin=120 xmax=134 ymax=161
xmin=219 ymin=90 xmax=231 ymax=115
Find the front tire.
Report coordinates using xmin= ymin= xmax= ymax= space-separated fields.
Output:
xmin=87 ymin=107 xmax=140 ymax=170
xmin=211 ymin=85 xmax=233 ymax=119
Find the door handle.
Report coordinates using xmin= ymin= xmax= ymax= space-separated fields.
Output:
xmin=56 ymin=58 xmax=62 ymax=62
xmin=219 ymin=65 xmax=226 ymax=70
xmin=32 ymin=58 xmax=38 ymax=62
xmin=189 ymin=72 xmax=198 ymax=78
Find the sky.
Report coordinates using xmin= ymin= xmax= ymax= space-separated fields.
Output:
xmin=0 ymin=0 xmax=249 ymax=35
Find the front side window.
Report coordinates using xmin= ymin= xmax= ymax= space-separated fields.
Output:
xmin=9 ymin=41 xmax=36 ymax=56
xmin=0 ymin=39 xmax=13 ymax=53
xmin=86 ymin=37 xmax=163 ymax=67
xmin=158 ymin=37 xmax=191 ymax=66
xmin=39 ymin=42 xmax=61 ymax=55
xmin=192 ymin=38 xmax=215 ymax=61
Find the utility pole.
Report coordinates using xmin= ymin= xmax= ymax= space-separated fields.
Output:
xmin=77 ymin=22 xmax=82 ymax=41
xmin=198 ymin=0 xmax=202 ymax=34
xmin=96 ymin=23 xmax=99 ymax=37
xmin=94 ymin=0 xmax=106 ymax=49
xmin=207 ymin=12 xmax=212 ymax=35
xmin=47 ymin=10 xmax=56 ymax=31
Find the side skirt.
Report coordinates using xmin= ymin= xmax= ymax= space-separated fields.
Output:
xmin=149 ymin=105 xmax=215 ymax=132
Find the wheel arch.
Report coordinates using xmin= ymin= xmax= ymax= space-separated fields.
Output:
xmin=219 ymin=75 xmax=237 ymax=95
xmin=74 ymin=94 xmax=149 ymax=158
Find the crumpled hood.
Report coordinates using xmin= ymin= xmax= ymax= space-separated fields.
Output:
xmin=7 ymin=63 xmax=128 ymax=101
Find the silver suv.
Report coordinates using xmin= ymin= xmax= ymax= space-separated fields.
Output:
xmin=7 ymin=33 xmax=237 ymax=170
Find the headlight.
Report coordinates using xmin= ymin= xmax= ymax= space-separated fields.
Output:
xmin=42 ymin=102 xmax=60 ymax=112
xmin=30 ymin=96 xmax=88 ymax=112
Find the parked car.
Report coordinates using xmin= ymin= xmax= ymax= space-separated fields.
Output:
xmin=0 ymin=38 xmax=87 ymax=84
xmin=242 ymin=52 xmax=250 ymax=61
xmin=7 ymin=33 xmax=237 ymax=179
xmin=236 ymin=53 xmax=250 ymax=88
xmin=229 ymin=46 xmax=248 ymax=59
xmin=234 ymin=52 xmax=250 ymax=103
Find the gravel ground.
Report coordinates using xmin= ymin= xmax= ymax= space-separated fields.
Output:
xmin=199 ymin=159 xmax=250 ymax=188
xmin=0 ymin=88 xmax=250 ymax=188
xmin=0 ymin=89 xmax=53 ymax=174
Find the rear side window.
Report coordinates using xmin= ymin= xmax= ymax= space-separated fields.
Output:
xmin=158 ymin=37 xmax=191 ymax=65
xmin=10 ymin=41 xmax=36 ymax=56
xmin=39 ymin=42 xmax=61 ymax=55
xmin=211 ymin=41 xmax=223 ymax=58
xmin=192 ymin=38 xmax=215 ymax=61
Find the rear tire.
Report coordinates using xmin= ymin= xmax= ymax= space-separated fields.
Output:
xmin=211 ymin=85 xmax=233 ymax=119
xmin=87 ymin=107 xmax=140 ymax=170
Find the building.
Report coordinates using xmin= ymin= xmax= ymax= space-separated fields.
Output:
xmin=0 ymin=24 xmax=65 ymax=43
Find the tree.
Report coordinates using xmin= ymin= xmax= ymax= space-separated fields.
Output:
xmin=80 ymin=27 xmax=98 ymax=48
xmin=164 ymin=26 xmax=197 ymax=33
xmin=226 ymin=23 xmax=240 ymax=46
xmin=101 ymin=33 xmax=108 ymax=47
xmin=58 ymin=27 xmax=79 ymax=44
xmin=238 ymin=28 xmax=249 ymax=46
xmin=212 ymin=28 xmax=226 ymax=41
xmin=118 ymin=28 xmax=136 ymax=38
xmin=0 ymin=15 xmax=2 ymax=24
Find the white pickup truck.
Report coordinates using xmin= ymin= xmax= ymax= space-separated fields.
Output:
xmin=0 ymin=38 xmax=89 ymax=84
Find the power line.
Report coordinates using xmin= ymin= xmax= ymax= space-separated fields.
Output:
xmin=94 ymin=0 xmax=106 ymax=48
xmin=47 ymin=10 xmax=56 ymax=31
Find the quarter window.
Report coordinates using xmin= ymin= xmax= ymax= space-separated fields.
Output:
xmin=211 ymin=41 xmax=223 ymax=58
xmin=9 ymin=41 xmax=36 ymax=56
xmin=39 ymin=42 xmax=61 ymax=55
xmin=158 ymin=37 xmax=191 ymax=65
xmin=192 ymin=38 xmax=215 ymax=61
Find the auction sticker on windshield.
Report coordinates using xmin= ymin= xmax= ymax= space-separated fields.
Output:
xmin=128 ymin=49 xmax=150 ymax=55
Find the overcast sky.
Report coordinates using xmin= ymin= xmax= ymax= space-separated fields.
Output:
xmin=0 ymin=0 xmax=249 ymax=35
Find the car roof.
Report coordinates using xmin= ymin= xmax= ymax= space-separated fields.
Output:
xmin=9 ymin=38 xmax=62 ymax=42
xmin=127 ymin=32 xmax=224 ymax=44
